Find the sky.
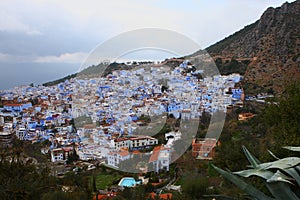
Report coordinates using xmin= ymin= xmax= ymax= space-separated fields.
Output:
xmin=0 ymin=0 xmax=295 ymax=90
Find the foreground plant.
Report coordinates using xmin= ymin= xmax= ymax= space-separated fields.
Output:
xmin=212 ymin=146 xmax=300 ymax=200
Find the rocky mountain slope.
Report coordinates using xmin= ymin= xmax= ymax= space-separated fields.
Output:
xmin=45 ymin=1 xmax=299 ymax=95
xmin=205 ymin=0 xmax=300 ymax=94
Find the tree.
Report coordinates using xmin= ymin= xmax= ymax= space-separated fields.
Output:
xmin=41 ymin=191 xmax=71 ymax=200
xmin=181 ymin=173 xmax=208 ymax=199
xmin=66 ymin=147 xmax=79 ymax=164
xmin=264 ymin=81 xmax=300 ymax=156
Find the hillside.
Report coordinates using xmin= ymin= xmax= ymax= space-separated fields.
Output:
xmin=45 ymin=1 xmax=300 ymax=94
xmin=205 ymin=0 xmax=300 ymax=95
xmin=43 ymin=62 xmax=132 ymax=86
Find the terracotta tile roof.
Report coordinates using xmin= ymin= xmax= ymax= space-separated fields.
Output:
xmin=4 ymin=103 xmax=23 ymax=106
xmin=108 ymin=150 xmax=129 ymax=157
xmin=93 ymin=192 xmax=117 ymax=200
xmin=149 ymin=145 xmax=170 ymax=163
xmin=149 ymin=192 xmax=172 ymax=200
xmin=149 ymin=148 xmax=160 ymax=163
xmin=118 ymin=150 xmax=129 ymax=157
xmin=132 ymin=150 xmax=140 ymax=154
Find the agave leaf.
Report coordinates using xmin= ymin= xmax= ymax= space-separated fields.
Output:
xmin=267 ymin=149 xmax=280 ymax=160
xmin=296 ymin=166 xmax=300 ymax=174
xmin=266 ymin=182 xmax=300 ymax=200
xmin=284 ymin=167 xmax=300 ymax=186
xmin=259 ymin=157 xmax=300 ymax=170
xmin=234 ymin=168 xmax=274 ymax=180
xmin=266 ymin=170 xmax=294 ymax=185
xmin=242 ymin=145 xmax=261 ymax=168
xmin=283 ymin=146 xmax=300 ymax=152
xmin=211 ymin=164 xmax=274 ymax=200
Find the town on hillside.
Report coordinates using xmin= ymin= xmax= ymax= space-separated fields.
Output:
xmin=0 ymin=60 xmax=255 ymax=196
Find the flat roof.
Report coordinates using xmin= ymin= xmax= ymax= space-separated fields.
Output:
xmin=0 ymin=131 xmax=12 ymax=136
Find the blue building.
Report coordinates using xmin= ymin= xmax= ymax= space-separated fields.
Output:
xmin=232 ymin=88 xmax=243 ymax=100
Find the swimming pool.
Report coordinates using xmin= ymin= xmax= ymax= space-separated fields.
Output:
xmin=118 ymin=177 xmax=141 ymax=187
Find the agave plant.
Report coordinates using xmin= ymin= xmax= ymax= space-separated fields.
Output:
xmin=212 ymin=146 xmax=300 ymax=200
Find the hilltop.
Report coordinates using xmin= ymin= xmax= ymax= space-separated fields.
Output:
xmin=204 ymin=0 xmax=300 ymax=94
xmin=44 ymin=1 xmax=300 ymax=95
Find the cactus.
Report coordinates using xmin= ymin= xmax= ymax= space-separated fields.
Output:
xmin=212 ymin=145 xmax=300 ymax=199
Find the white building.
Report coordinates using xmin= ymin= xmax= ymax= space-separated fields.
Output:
xmin=114 ymin=136 xmax=158 ymax=150
xmin=107 ymin=150 xmax=131 ymax=168
xmin=50 ymin=147 xmax=73 ymax=162
xmin=16 ymin=128 xmax=27 ymax=140
xmin=149 ymin=145 xmax=171 ymax=173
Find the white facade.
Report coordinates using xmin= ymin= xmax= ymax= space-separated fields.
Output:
xmin=16 ymin=128 xmax=27 ymax=140
xmin=107 ymin=151 xmax=130 ymax=168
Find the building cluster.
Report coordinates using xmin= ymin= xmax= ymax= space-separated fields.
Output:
xmin=0 ymin=60 xmax=244 ymax=172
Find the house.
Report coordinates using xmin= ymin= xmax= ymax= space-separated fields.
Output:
xmin=149 ymin=192 xmax=172 ymax=200
xmin=107 ymin=150 xmax=131 ymax=168
xmin=16 ymin=127 xmax=27 ymax=140
xmin=238 ymin=113 xmax=255 ymax=121
xmin=93 ymin=192 xmax=117 ymax=200
xmin=3 ymin=102 xmax=32 ymax=112
xmin=165 ymin=131 xmax=181 ymax=148
xmin=50 ymin=147 xmax=74 ymax=162
xmin=149 ymin=145 xmax=171 ymax=173
xmin=114 ymin=138 xmax=131 ymax=150
xmin=181 ymin=109 xmax=191 ymax=120
xmin=192 ymin=138 xmax=220 ymax=160
xmin=130 ymin=136 xmax=158 ymax=150
xmin=0 ymin=126 xmax=14 ymax=146
xmin=232 ymin=88 xmax=244 ymax=101
xmin=3 ymin=103 xmax=23 ymax=112
xmin=114 ymin=136 xmax=158 ymax=151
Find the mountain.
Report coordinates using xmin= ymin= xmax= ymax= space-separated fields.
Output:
xmin=205 ymin=0 xmax=300 ymax=95
xmin=45 ymin=1 xmax=299 ymax=94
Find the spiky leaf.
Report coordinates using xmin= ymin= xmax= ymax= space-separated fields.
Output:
xmin=211 ymin=164 xmax=273 ymax=200
xmin=283 ymin=146 xmax=300 ymax=152
xmin=266 ymin=182 xmax=300 ymax=200
xmin=242 ymin=146 xmax=261 ymax=168
xmin=267 ymin=149 xmax=280 ymax=160
xmin=258 ymin=157 xmax=300 ymax=170
xmin=266 ymin=170 xmax=294 ymax=185
xmin=234 ymin=168 xmax=274 ymax=180
xmin=284 ymin=167 xmax=300 ymax=186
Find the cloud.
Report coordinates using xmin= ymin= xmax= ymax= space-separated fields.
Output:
xmin=0 ymin=11 xmax=42 ymax=35
xmin=0 ymin=53 xmax=34 ymax=63
xmin=0 ymin=52 xmax=88 ymax=64
xmin=34 ymin=52 xmax=89 ymax=64
xmin=0 ymin=0 xmax=295 ymax=60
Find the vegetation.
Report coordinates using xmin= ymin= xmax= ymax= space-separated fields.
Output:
xmin=180 ymin=173 xmax=209 ymax=200
xmin=66 ymin=147 xmax=79 ymax=164
xmin=43 ymin=74 xmax=77 ymax=87
xmin=205 ymin=21 xmax=258 ymax=54
xmin=42 ymin=62 xmax=132 ymax=86
xmin=263 ymin=81 xmax=300 ymax=156
xmin=212 ymin=145 xmax=300 ymax=199
xmin=1 ymin=71 xmax=299 ymax=199
xmin=209 ymin=80 xmax=300 ymax=199
xmin=0 ymin=147 xmax=90 ymax=199
xmin=78 ymin=62 xmax=135 ymax=78
xmin=215 ymin=57 xmax=248 ymax=75
xmin=93 ymin=173 xmax=122 ymax=190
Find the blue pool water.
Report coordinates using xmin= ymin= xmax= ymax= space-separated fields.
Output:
xmin=118 ymin=177 xmax=141 ymax=187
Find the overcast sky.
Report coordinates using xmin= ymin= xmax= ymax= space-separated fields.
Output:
xmin=0 ymin=0 xmax=295 ymax=90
